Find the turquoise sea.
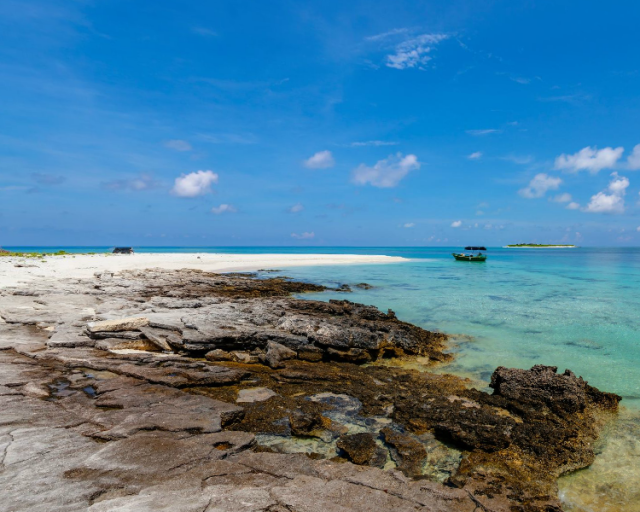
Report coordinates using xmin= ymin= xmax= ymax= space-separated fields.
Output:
xmin=6 ymin=245 xmax=640 ymax=510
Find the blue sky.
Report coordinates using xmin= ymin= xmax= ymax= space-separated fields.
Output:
xmin=1 ymin=0 xmax=640 ymax=246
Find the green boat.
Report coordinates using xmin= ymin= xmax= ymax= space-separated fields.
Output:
xmin=452 ymin=246 xmax=487 ymax=262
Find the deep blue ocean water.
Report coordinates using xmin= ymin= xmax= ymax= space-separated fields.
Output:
xmin=6 ymin=245 xmax=640 ymax=509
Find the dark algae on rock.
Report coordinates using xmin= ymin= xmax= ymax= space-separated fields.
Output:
xmin=0 ymin=268 xmax=621 ymax=511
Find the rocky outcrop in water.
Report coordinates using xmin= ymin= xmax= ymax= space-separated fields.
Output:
xmin=0 ymin=268 xmax=620 ymax=511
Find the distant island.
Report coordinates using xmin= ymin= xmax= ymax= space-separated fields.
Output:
xmin=504 ymin=244 xmax=576 ymax=248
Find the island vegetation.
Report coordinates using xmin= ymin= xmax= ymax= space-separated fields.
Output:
xmin=0 ymin=249 xmax=101 ymax=258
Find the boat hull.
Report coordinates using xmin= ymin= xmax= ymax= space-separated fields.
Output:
xmin=452 ymin=253 xmax=487 ymax=262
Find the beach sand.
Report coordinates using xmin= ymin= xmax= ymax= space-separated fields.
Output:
xmin=0 ymin=252 xmax=407 ymax=289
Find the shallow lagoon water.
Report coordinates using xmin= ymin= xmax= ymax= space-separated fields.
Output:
xmin=276 ymin=247 xmax=640 ymax=512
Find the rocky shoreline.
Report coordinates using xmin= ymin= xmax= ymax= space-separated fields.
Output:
xmin=0 ymin=269 xmax=620 ymax=511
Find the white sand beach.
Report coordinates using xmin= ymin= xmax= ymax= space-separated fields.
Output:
xmin=0 ymin=252 xmax=407 ymax=289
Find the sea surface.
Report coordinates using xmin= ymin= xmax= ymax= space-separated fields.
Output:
xmin=7 ymin=245 xmax=640 ymax=510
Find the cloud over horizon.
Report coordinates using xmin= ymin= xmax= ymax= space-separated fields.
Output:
xmin=291 ymin=231 xmax=315 ymax=239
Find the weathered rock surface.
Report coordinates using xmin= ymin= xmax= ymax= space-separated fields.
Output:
xmin=0 ymin=269 xmax=621 ymax=511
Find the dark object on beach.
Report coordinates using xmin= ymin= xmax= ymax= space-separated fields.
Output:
xmin=0 ymin=247 xmax=9 ymax=254
xmin=464 ymin=246 xmax=487 ymax=251
xmin=113 ymin=247 xmax=134 ymax=254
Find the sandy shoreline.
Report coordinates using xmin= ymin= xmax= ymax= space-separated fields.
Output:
xmin=0 ymin=252 xmax=407 ymax=289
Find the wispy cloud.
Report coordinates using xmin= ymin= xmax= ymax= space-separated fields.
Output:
xmin=385 ymin=33 xmax=449 ymax=70
xmin=519 ymin=173 xmax=562 ymax=198
xmin=288 ymin=203 xmax=304 ymax=214
xmin=351 ymin=153 xmax=419 ymax=188
xmin=466 ymin=129 xmax=501 ymax=136
xmin=554 ymin=146 xmax=623 ymax=174
xmin=550 ymin=193 xmax=572 ymax=203
xmin=199 ymin=133 xmax=258 ymax=145
xmin=364 ymin=28 xmax=410 ymax=42
xmin=31 ymin=173 xmax=65 ymax=185
xmin=451 ymin=220 xmax=462 ymax=228
xmin=348 ymin=140 xmax=398 ymax=147
xmin=501 ymin=154 xmax=534 ymax=165
xmin=467 ymin=151 xmax=482 ymax=160
xmin=102 ymin=173 xmax=161 ymax=192
xmin=403 ymin=222 xmax=415 ymax=228
xmin=291 ymin=231 xmax=314 ymax=239
xmin=304 ymin=150 xmax=334 ymax=169
xmin=192 ymin=27 xmax=218 ymax=37
xmin=211 ymin=204 xmax=237 ymax=214
xmin=171 ymin=170 xmax=218 ymax=197
xmin=164 ymin=139 xmax=192 ymax=152
xmin=538 ymin=93 xmax=592 ymax=104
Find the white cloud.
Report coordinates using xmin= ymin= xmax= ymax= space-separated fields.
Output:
xmin=171 ymin=170 xmax=218 ymax=197
xmin=468 ymin=152 xmax=482 ymax=160
xmin=211 ymin=204 xmax=237 ymax=214
xmin=627 ymin=144 xmax=640 ymax=170
xmin=451 ymin=220 xmax=462 ymax=228
xmin=385 ymin=34 xmax=448 ymax=70
xmin=304 ymin=150 xmax=334 ymax=169
xmin=551 ymin=193 xmax=572 ymax=203
xmin=519 ymin=173 xmax=562 ymax=198
xmin=554 ymin=146 xmax=624 ymax=174
xmin=351 ymin=153 xmax=419 ymax=188
xmin=584 ymin=172 xmax=629 ymax=214
xmin=165 ymin=139 xmax=192 ymax=152
xmin=291 ymin=232 xmax=315 ymax=239
xmin=288 ymin=203 xmax=304 ymax=213
xmin=637 ymin=226 xmax=640 ymax=232
xmin=467 ymin=129 xmax=501 ymax=136
xmin=566 ymin=202 xmax=580 ymax=210
xmin=403 ymin=223 xmax=415 ymax=228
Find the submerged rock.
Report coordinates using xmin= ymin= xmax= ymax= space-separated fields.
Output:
xmin=337 ymin=433 xmax=387 ymax=467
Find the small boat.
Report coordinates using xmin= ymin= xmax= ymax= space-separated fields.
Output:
xmin=452 ymin=246 xmax=487 ymax=262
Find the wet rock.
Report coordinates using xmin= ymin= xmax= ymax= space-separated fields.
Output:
xmin=297 ymin=345 xmax=323 ymax=362
xmin=261 ymin=341 xmax=296 ymax=369
xmin=86 ymin=316 xmax=149 ymax=334
xmin=381 ymin=428 xmax=428 ymax=477
xmin=326 ymin=347 xmax=372 ymax=363
xmin=237 ymin=387 xmax=277 ymax=403
xmin=336 ymin=433 xmax=387 ymax=467
xmin=288 ymin=410 xmax=328 ymax=437
xmin=490 ymin=364 xmax=621 ymax=415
